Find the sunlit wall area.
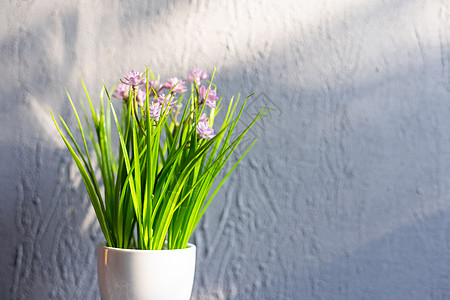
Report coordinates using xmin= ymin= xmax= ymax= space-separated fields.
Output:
xmin=1 ymin=0 xmax=450 ymax=299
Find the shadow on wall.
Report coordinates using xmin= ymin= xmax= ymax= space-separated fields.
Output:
xmin=4 ymin=143 xmax=102 ymax=300
xmin=2 ymin=0 xmax=450 ymax=299
xmin=189 ymin=0 xmax=450 ymax=299
xmin=221 ymin=206 xmax=450 ymax=300
xmin=311 ymin=207 xmax=450 ymax=300
xmin=193 ymin=52 xmax=450 ymax=300
xmin=0 ymin=5 xmax=110 ymax=299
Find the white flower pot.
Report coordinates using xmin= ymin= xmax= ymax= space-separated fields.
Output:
xmin=97 ymin=243 xmax=196 ymax=300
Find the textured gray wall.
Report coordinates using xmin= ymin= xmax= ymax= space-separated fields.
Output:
xmin=2 ymin=0 xmax=450 ymax=299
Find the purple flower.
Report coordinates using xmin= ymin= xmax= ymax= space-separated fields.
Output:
xmin=113 ymin=84 xmax=147 ymax=107
xmin=187 ymin=68 xmax=209 ymax=84
xmin=112 ymin=84 xmax=130 ymax=100
xmin=153 ymin=93 xmax=167 ymax=105
xmin=198 ymin=85 xmax=219 ymax=109
xmin=120 ymin=70 xmax=146 ymax=89
xmin=136 ymin=89 xmax=147 ymax=107
xmin=196 ymin=121 xmax=215 ymax=139
xmin=149 ymin=102 xmax=162 ymax=121
xmin=198 ymin=113 xmax=209 ymax=123
xmin=145 ymin=80 xmax=162 ymax=96
xmin=162 ymin=77 xmax=187 ymax=94
xmin=153 ymin=93 xmax=181 ymax=110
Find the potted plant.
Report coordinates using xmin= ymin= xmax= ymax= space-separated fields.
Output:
xmin=50 ymin=67 xmax=267 ymax=300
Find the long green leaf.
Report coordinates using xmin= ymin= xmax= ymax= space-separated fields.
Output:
xmin=49 ymin=109 xmax=111 ymax=246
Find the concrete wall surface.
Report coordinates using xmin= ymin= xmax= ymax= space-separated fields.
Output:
xmin=1 ymin=0 xmax=450 ymax=299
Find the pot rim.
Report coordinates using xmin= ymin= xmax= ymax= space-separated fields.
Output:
xmin=97 ymin=242 xmax=196 ymax=253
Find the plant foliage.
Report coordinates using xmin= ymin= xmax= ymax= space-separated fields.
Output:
xmin=50 ymin=67 xmax=268 ymax=250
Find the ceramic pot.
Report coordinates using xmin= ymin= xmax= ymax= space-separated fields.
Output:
xmin=97 ymin=243 xmax=196 ymax=300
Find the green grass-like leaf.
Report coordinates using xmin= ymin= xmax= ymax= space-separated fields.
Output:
xmin=50 ymin=67 xmax=268 ymax=250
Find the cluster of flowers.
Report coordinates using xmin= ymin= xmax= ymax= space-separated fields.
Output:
xmin=112 ymin=68 xmax=218 ymax=139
